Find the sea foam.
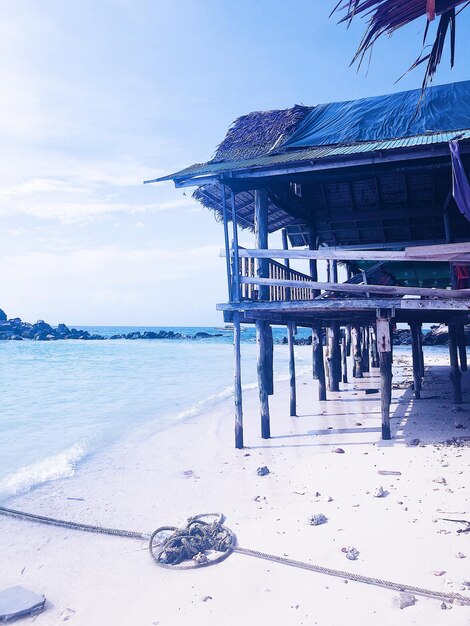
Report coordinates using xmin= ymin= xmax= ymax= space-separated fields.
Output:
xmin=0 ymin=442 xmax=86 ymax=498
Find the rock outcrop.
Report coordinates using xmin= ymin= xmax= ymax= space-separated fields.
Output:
xmin=0 ymin=316 xmax=223 ymax=341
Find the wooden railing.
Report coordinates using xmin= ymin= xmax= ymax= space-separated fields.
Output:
xmin=240 ymin=256 xmax=313 ymax=301
xmin=225 ymin=244 xmax=470 ymax=304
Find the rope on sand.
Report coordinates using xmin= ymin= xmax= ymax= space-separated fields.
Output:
xmin=1 ymin=506 xmax=469 ymax=606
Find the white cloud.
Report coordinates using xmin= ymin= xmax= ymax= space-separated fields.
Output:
xmin=1 ymin=244 xmax=225 ymax=324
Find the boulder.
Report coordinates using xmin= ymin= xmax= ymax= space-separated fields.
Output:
xmin=0 ymin=308 xmax=7 ymax=321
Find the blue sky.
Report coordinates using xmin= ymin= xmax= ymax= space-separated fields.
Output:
xmin=1 ymin=1 xmax=470 ymax=325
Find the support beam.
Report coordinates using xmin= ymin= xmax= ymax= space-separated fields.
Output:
xmin=233 ymin=311 xmax=244 ymax=449
xmin=312 ymin=323 xmax=327 ymax=401
xmin=287 ymin=322 xmax=296 ymax=416
xmin=377 ymin=316 xmax=392 ymax=440
xmin=410 ymin=322 xmax=422 ymax=399
xmin=448 ymin=324 xmax=463 ymax=404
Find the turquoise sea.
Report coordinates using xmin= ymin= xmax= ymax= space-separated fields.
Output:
xmin=0 ymin=326 xmax=312 ymax=500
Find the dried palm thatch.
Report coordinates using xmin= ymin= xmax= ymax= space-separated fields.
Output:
xmin=212 ymin=105 xmax=311 ymax=163
xmin=333 ymin=0 xmax=470 ymax=89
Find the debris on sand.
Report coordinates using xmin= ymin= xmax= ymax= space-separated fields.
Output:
xmin=342 ymin=546 xmax=359 ymax=560
xmin=309 ymin=513 xmax=327 ymax=526
xmin=332 ymin=448 xmax=345 ymax=454
xmin=373 ymin=486 xmax=385 ymax=498
xmin=257 ymin=466 xmax=270 ymax=476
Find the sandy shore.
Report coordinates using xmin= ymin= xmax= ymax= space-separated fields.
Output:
xmin=2 ymin=348 xmax=470 ymax=625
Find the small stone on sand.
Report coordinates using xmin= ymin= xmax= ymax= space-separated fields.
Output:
xmin=257 ymin=466 xmax=270 ymax=476
xmin=393 ymin=593 xmax=416 ymax=609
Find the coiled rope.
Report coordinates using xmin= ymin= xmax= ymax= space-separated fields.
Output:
xmin=1 ymin=506 xmax=469 ymax=606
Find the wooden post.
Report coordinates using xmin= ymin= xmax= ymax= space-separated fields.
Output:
xmin=326 ymin=323 xmax=340 ymax=392
xmin=361 ymin=326 xmax=370 ymax=373
xmin=332 ymin=259 xmax=338 ymax=283
xmin=256 ymin=320 xmax=271 ymax=438
xmin=287 ymin=322 xmax=296 ymax=416
xmin=308 ymin=225 xmax=318 ymax=284
xmin=370 ymin=326 xmax=379 ymax=368
xmin=457 ymin=324 xmax=468 ymax=372
xmin=448 ymin=324 xmax=463 ymax=404
xmin=341 ymin=328 xmax=348 ymax=384
xmin=377 ymin=316 xmax=392 ymax=440
xmin=254 ymin=188 xmax=271 ymax=433
xmin=346 ymin=325 xmax=352 ymax=357
xmin=312 ymin=323 xmax=327 ymax=401
xmin=220 ymin=185 xmax=232 ymax=300
xmin=233 ymin=311 xmax=244 ymax=448
xmin=266 ymin=323 xmax=274 ymax=395
xmin=417 ymin=323 xmax=425 ymax=378
xmin=352 ymin=325 xmax=363 ymax=378
xmin=230 ymin=191 xmax=241 ymax=302
xmin=254 ymin=189 xmax=269 ymax=301
xmin=410 ymin=322 xmax=422 ymax=399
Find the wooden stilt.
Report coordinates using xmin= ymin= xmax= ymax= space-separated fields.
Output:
xmin=361 ymin=326 xmax=370 ymax=373
xmin=377 ymin=316 xmax=392 ymax=440
xmin=346 ymin=325 xmax=352 ymax=357
xmin=370 ymin=326 xmax=379 ymax=368
xmin=457 ymin=324 xmax=468 ymax=372
xmin=256 ymin=319 xmax=271 ymax=438
xmin=311 ymin=328 xmax=318 ymax=380
xmin=287 ymin=322 xmax=296 ymax=416
xmin=233 ymin=311 xmax=244 ymax=449
xmin=326 ymin=323 xmax=340 ymax=392
xmin=313 ymin=323 xmax=327 ymax=401
xmin=341 ymin=328 xmax=348 ymax=384
xmin=448 ymin=324 xmax=463 ymax=404
xmin=410 ymin=322 xmax=422 ymax=399
xmin=266 ymin=323 xmax=274 ymax=395
xmin=417 ymin=323 xmax=425 ymax=378
xmin=352 ymin=325 xmax=363 ymax=378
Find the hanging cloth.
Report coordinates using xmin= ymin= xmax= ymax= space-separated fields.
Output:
xmin=449 ymin=140 xmax=470 ymax=221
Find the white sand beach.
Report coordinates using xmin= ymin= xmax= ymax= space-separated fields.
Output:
xmin=2 ymin=350 xmax=470 ymax=626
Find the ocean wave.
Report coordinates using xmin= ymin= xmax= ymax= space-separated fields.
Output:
xmin=0 ymin=442 xmax=86 ymax=499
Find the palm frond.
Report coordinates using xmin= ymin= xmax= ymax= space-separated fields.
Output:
xmin=333 ymin=0 xmax=470 ymax=89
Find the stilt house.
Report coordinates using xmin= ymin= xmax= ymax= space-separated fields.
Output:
xmin=147 ymin=80 xmax=470 ymax=448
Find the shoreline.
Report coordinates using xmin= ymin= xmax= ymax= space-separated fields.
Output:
xmin=2 ymin=352 xmax=470 ymax=625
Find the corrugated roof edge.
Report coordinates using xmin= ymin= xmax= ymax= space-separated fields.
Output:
xmin=145 ymin=129 xmax=470 ymax=185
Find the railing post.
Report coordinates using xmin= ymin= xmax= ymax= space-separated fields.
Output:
xmin=230 ymin=190 xmax=241 ymax=303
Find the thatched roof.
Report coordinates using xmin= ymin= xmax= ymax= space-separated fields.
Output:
xmin=211 ymin=105 xmax=311 ymax=163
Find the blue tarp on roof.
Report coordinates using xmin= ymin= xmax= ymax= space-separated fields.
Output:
xmin=282 ymin=80 xmax=470 ymax=149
